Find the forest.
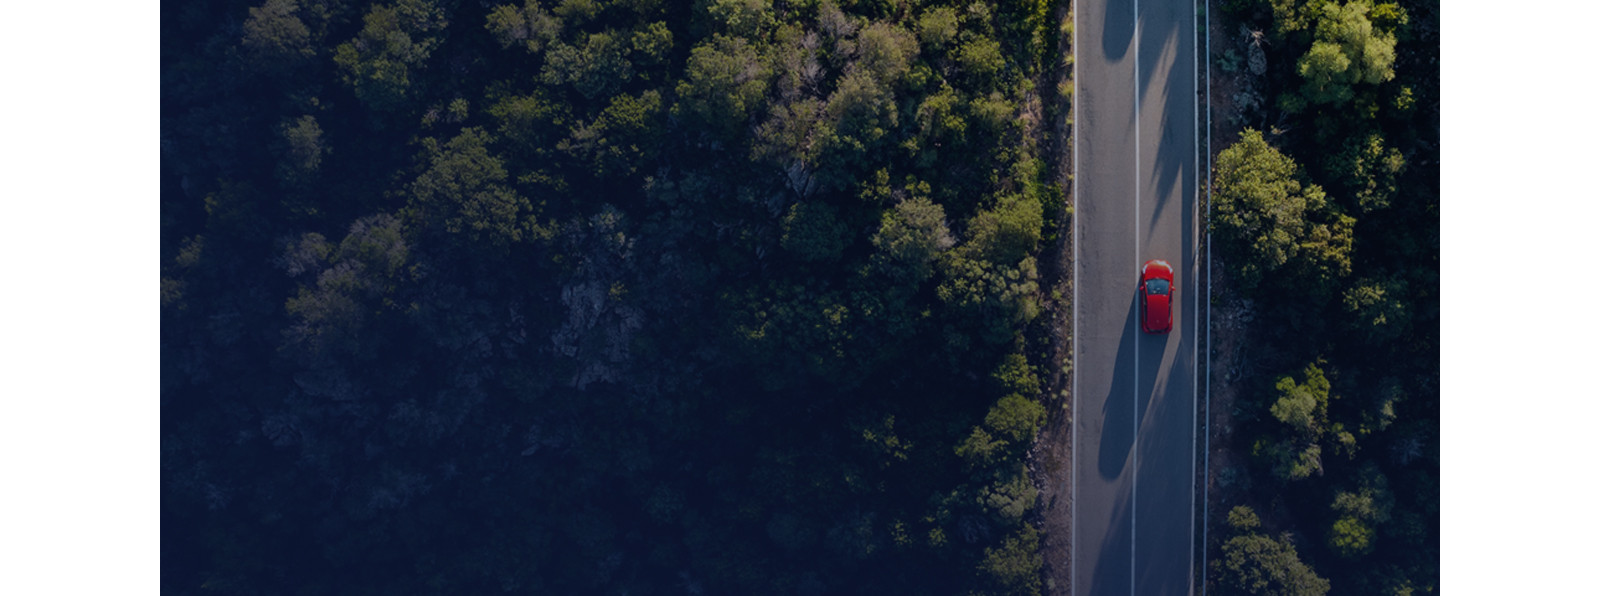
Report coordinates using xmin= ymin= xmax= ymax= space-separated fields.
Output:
xmin=1204 ymin=0 xmax=1437 ymax=594
xmin=161 ymin=0 xmax=1062 ymax=593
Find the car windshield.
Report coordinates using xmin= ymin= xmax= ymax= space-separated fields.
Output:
xmin=1146 ymin=279 xmax=1170 ymax=296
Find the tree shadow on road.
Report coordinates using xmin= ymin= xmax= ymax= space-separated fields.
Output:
xmin=1097 ymin=295 xmax=1140 ymax=481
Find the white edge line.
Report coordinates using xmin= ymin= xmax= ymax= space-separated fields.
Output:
xmin=1070 ymin=0 xmax=1081 ymax=591
xmin=1201 ymin=0 xmax=1213 ymax=591
xmin=1130 ymin=0 xmax=1140 ymax=593
xmin=1190 ymin=0 xmax=1201 ymax=591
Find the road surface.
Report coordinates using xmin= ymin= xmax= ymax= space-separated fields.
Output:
xmin=1072 ymin=0 xmax=1201 ymax=593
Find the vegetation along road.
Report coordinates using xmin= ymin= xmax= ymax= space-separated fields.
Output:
xmin=1071 ymin=0 xmax=1201 ymax=593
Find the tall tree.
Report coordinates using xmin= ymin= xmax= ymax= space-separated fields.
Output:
xmin=1254 ymin=362 xmax=1339 ymax=481
xmin=241 ymin=0 xmax=314 ymax=69
xmin=1212 ymin=129 xmax=1354 ymax=298
xmin=332 ymin=1 xmax=448 ymax=113
xmin=542 ymin=31 xmax=635 ymax=100
xmin=870 ymin=195 xmax=954 ymax=286
xmin=1214 ymin=506 xmax=1332 ymax=596
xmin=1295 ymin=1 xmax=1396 ymax=107
xmin=673 ymin=34 xmax=772 ymax=139
xmin=404 ymin=128 xmax=538 ymax=249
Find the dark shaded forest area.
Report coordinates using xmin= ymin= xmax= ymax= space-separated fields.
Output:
xmin=1203 ymin=1 xmax=1438 ymax=594
xmin=161 ymin=0 xmax=1061 ymax=593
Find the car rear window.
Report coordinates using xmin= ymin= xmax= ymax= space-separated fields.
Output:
xmin=1147 ymin=279 xmax=1169 ymax=295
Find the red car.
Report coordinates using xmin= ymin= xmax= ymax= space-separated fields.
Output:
xmin=1140 ymin=259 xmax=1174 ymax=334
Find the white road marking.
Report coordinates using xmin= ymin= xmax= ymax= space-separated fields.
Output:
xmin=1131 ymin=0 xmax=1141 ymax=593
xmin=1070 ymin=0 xmax=1081 ymax=591
xmin=1191 ymin=0 xmax=1202 ymax=593
xmin=1201 ymin=0 xmax=1214 ymax=592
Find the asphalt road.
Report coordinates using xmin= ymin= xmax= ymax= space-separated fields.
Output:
xmin=1072 ymin=0 xmax=1200 ymax=593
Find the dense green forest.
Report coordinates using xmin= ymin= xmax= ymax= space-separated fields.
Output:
xmin=161 ymin=0 xmax=1061 ymax=593
xmin=1205 ymin=0 xmax=1437 ymax=594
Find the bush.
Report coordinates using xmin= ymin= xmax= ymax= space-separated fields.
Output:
xmin=1215 ymin=506 xmax=1332 ymax=596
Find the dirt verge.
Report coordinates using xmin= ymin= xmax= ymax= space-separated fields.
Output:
xmin=1031 ymin=1 xmax=1076 ymax=594
xmin=1198 ymin=5 xmax=1263 ymax=590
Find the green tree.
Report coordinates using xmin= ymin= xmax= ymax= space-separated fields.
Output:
xmin=1326 ymin=462 xmax=1394 ymax=558
xmin=1327 ymin=131 xmax=1405 ymax=213
xmin=1369 ymin=2 xmax=1410 ymax=38
xmin=706 ymin=0 xmax=773 ymax=38
xmin=542 ymin=32 xmax=635 ymax=100
xmin=1262 ymin=0 xmax=1331 ymax=39
xmin=823 ymin=69 xmax=898 ymax=159
xmin=916 ymin=7 xmax=961 ymax=51
xmin=968 ymin=91 xmax=1019 ymax=141
xmin=276 ymin=115 xmax=325 ymax=186
xmin=816 ymin=0 xmax=860 ymax=41
xmin=242 ymin=0 xmax=314 ymax=67
xmin=936 ymin=192 xmax=1045 ymax=346
xmin=332 ymin=1 xmax=448 ymax=113
xmin=1326 ymin=518 xmax=1372 ymax=559
xmin=869 ymin=195 xmax=953 ymax=286
xmin=404 ymin=128 xmax=537 ymax=247
xmin=1296 ymin=1 xmax=1397 ymax=106
xmin=674 ymin=35 xmax=771 ymax=138
xmin=486 ymin=0 xmax=563 ymax=52
xmin=1270 ymin=363 xmax=1331 ymax=437
xmin=552 ymin=0 xmax=600 ymax=25
xmin=1341 ymin=276 xmax=1410 ymax=346
xmin=961 ymin=193 xmax=1043 ymax=266
xmin=488 ymin=91 xmax=570 ymax=156
xmin=980 ymin=464 xmax=1038 ymax=521
xmin=630 ymin=21 xmax=674 ymax=68
xmin=1256 ymin=362 xmax=1337 ymax=481
xmin=936 ymin=254 xmax=1040 ymax=346
xmin=913 ymin=84 xmax=967 ymax=167
xmin=1214 ymin=506 xmax=1332 ymax=596
xmin=934 ymin=192 xmax=1043 ymax=344
xmin=561 ymin=90 xmax=663 ymax=177
xmin=955 ymin=426 xmax=1007 ymax=469
xmin=855 ymin=22 xmax=920 ymax=87
xmin=979 ymin=525 xmax=1043 ymax=596
xmin=956 ymin=36 xmax=1005 ymax=84
xmin=780 ymin=201 xmax=850 ymax=262
xmin=1212 ymin=129 xmax=1354 ymax=296
xmin=985 ymin=394 xmax=1046 ymax=443
xmin=990 ymin=352 xmax=1040 ymax=397
xmin=753 ymin=96 xmax=824 ymax=168
xmin=283 ymin=214 xmax=413 ymax=361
